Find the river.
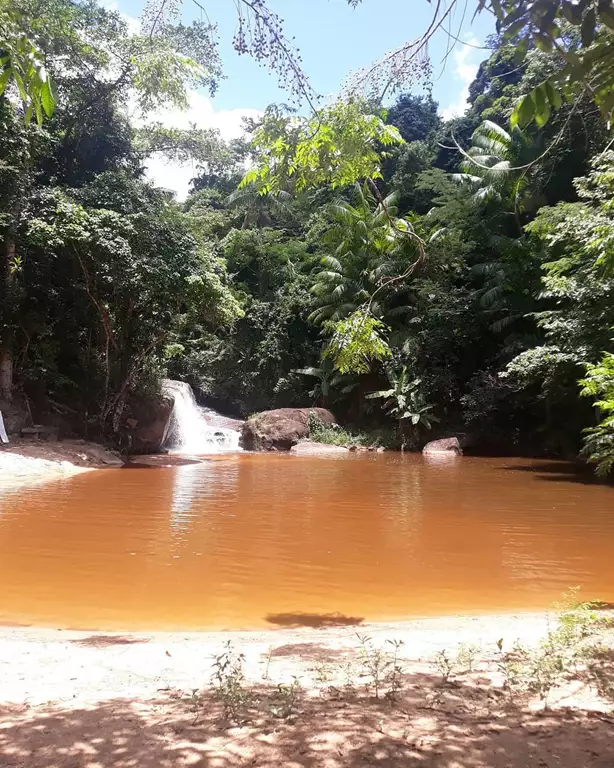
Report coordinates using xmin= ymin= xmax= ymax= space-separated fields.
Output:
xmin=0 ymin=453 xmax=612 ymax=630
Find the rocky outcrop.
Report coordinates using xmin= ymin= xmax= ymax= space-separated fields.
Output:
xmin=202 ymin=411 xmax=244 ymax=433
xmin=124 ymin=395 xmax=174 ymax=454
xmin=86 ymin=444 xmax=124 ymax=466
xmin=422 ymin=437 xmax=463 ymax=455
xmin=0 ymin=397 xmax=30 ymax=437
xmin=242 ymin=408 xmax=336 ymax=451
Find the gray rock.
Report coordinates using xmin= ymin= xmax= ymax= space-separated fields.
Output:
xmin=422 ymin=437 xmax=463 ymax=455
xmin=290 ymin=441 xmax=348 ymax=455
xmin=242 ymin=408 xmax=336 ymax=451
xmin=125 ymin=395 xmax=174 ymax=454
xmin=86 ymin=445 xmax=124 ymax=466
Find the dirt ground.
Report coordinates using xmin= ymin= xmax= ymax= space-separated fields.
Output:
xmin=1 ymin=613 xmax=613 ymax=767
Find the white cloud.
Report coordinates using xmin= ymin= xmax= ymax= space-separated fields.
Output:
xmin=100 ymin=0 xmax=141 ymax=33
xmin=102 ymin=1 xmax=261 ymax=200
xmin=140 ymin=90 xmax=262 ymax=200
xmin=441 ymin=41 xmax=483 ymax=121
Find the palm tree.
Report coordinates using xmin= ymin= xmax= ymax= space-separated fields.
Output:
xmin=452 ymin=121 xmax=532 ymax=214
xmin=294 ymin=358 xmax=358 ymax=405
xmin=227 ymin=184 xmax=294 ymax=228
xmin=308 ymin=183 xmax=419 ymax=327
xmin=366 ymin=367 xmax=438 ymax=450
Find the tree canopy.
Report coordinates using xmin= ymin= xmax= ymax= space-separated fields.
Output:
xmin=1 ymin=0 xmax=614 ymax=472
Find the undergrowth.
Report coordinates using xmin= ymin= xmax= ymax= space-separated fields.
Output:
xmin=211 ymin=641 xmax=254 ymax=722
xmin=194 ymin=590 xmax=613 ymax=728
xmin=209 ymin=641 xmax=303 ymax=724
xmin=426 ymin=589 xmax=613 ymax=710
xmin=494 ymin=588 xmax=605 ymax=708
xmin=315 ymin=634 xmax=405 ymax=700
xmin=307 ymin=412 xmax=401 ymax=448
xmin=307 ymin=412 xmax=372 ymax=447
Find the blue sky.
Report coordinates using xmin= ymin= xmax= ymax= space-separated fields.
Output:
xmin=115 ymin=0 xmax=494 ymax=196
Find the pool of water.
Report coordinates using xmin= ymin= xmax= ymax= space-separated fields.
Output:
xmin=0 ymin=453 xmax=613 ymax=630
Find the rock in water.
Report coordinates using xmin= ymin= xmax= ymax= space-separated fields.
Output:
xmin=291 ymin=441 xmax=348 ymax=455
xmin=86 ymin=445 xmax=124 ymax=466
xmin=242 ymin=408 xmax=336 ymax=451
xmin=422 ymin=437 xmax=463 ymax=455
xmin=126 ymin=395 xmax=174 ymax=454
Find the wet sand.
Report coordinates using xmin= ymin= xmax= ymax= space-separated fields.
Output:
xmin=1 ymin=612 xmax=613 ymax=767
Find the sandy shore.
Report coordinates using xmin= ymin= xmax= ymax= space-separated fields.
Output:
xmin=1 ymin=612 xmax=613 ymax=767
xmin=0 ymin=440 xmax=125 ymax=492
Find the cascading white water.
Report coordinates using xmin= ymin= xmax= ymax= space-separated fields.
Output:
xmin=162 ymin=380 xmax=241 ymax=454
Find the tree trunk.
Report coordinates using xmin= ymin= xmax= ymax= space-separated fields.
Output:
xmin=0 ymin=237 xmax=15 ymax=402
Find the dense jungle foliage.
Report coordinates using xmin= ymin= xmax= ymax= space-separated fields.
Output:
xmin=1 ymin=0 xmax=614 ymax=472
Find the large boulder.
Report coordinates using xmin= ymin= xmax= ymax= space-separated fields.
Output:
xmin=0 ymin=397 xmax=30 ymax=438
xmin=422 ymin=437 xmax=463 ymax=456
xmin=85 ymin=444 xmax=124 ymax=466
xmin=124 ymin=395 xmax=174 ymax=454
xmin=242 ymin=408 xmax=336 ymax=451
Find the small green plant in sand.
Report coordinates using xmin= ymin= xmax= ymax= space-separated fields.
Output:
xmin=315 ymin=661 xmax=334 ymax=685
xmin=184 ymin=687 xmax=203 ymax=724
xmin=433 ymin=649 xmax=455 ymax=684
xmin=356 ymin=634 xmax=405 ymax=699
xmin=496 ymin=588 xmax=601 ymax=708
xmin=456 ymin=642 xmax=481 ymax=673
xmin=212 ymin=641 xmax=254 ymax=722
xmin=268 ymin=677 xmax=302 ymax=718
xmin=262 ymin=645 xmax=274 ymax=680
xmin=433 ymin=642 xmax=481 ymax=683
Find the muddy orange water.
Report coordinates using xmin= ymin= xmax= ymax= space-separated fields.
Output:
xmin=0 ymin=453 xmax=613 ymax=631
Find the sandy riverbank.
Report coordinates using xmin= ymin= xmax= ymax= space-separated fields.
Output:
xmin=0 ymin=440 xmax=125 ymax=492
xmin=1 ymin=612 xmax=612 ymax=767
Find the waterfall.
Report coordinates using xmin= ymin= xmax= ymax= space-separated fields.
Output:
xmin=162 ymin=380 xmax=241 ymax=454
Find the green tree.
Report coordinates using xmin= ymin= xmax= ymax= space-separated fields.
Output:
xmin=366 ymin=367 xmax=438 ymax=450
xmin=295 ymin=358 xmax=357 ymax=406
xmin=504 ymin=152 xmax=614 ymax=462
xmin=0 ymin=0 xmax=226 ymax=404
xmin=0 ymin=4 xmax=56 ymax=124
xmin=580 ymin=353 xmax=614 ymax=476
xmin=20 ymin=174 xmax=239 ymax=434
xmin=243 ymin=102 xmax=403 ymax=195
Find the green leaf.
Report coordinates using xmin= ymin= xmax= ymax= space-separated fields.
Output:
xmin=505 ymin=18 xmax=528 ymax=38
xmin=534 ymin=84 xmax=551 ymax=127
xmin=561 ymin=0 xmax=583 ymax=24
xmin=510 ymin=92 xmax=535 ymax=129
xmin=514 ymin=35 xmax=530 ymax=64
xmin=545 ymin=79 xmax=563 ymax=110
xmin=502 ymin=3 xmax=529 ymax=27
xmin=40 ymin=78 xmax=56 ymax=117
xmin=12 ymin=69 xmax=27 ymax=103
xmin=597 ymin=87 xmax=614 ymax=120
xmin=34 ymin=97 xmax=43 ymax=126
xmin=0 ymin=67 xmax=11 ymax=95
xmin=490 ymin=0 xmax=504 ymax=20
xmin=533 ymin=32 xmax=553 ymax=52
xmin=581 ymin=7 xmax=597 ymax=46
